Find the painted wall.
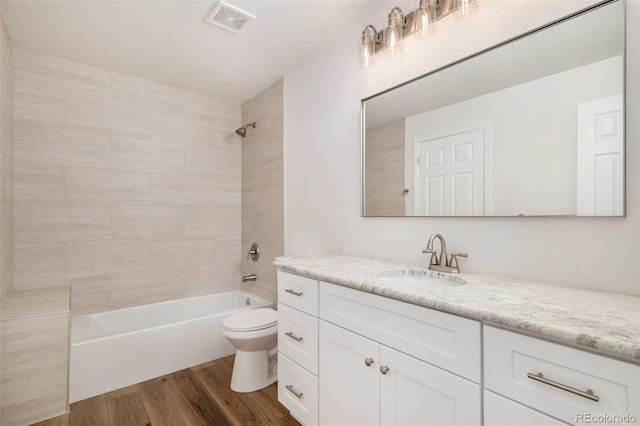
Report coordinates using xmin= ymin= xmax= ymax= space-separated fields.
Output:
xmin=240 ymin=80 xmax=284 ymax=302
xmin=12 ymin=49 xmax=242 ymax=313
xmin=0 ymin=15 xmax=12 ymax=302
xmin=284 ymin=0 xmax=640 ymax=295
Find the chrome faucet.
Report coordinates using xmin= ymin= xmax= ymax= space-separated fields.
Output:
xmin=422 ymin=233 xmax=467 ymax=274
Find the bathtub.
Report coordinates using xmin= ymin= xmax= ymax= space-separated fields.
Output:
xmin=69 ymin=290 xmax=272 ymax=403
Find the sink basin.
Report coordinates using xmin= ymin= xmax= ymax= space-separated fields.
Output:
xmin=378 ymin=273 xmax=465 ymax=289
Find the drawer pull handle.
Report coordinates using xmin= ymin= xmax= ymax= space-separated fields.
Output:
xmin=527 ymin=372 xmax=599 ymax=402
xmin=285 ymin=289 xmax=303 ymax=296
xmin=285 ymin=331 xmax=304 ymax=342
xmin=285 ymin=384 xmax=304 ymax=399
xmin=380 ymin=365 xmax=390 ymax=375
xmin=364 ymin=358 xmax=374 ymax=367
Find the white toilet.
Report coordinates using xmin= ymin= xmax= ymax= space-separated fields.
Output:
xmin=222 ymin=307 xmax=278 ymax=392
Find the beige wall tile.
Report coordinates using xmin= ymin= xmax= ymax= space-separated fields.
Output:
xmin=66 ymin=240 xmax=153 ymax=279
xmin=112 ymin=137 xmax=184 ymax=174
xmin=150 ymin=174 xmax=218 ymax=206
xmin=67 ymin=92 xmax=152 ymax=137
xmin=13 ymin=80 xmax=66 ymax=126
xmin=14 ymin=120 xmax=111 ymax=169
xmin=70 ymin=275 xmax=112 ymax=315
xmin=0 ymin=362 xmax=69 ymax=426
xmin=112 ymin=73 xmax=186 ymax=114
xmin=13 ymin=243 xmax=66 ymax=290
xmin=13 ymin=48 xmax=111 ymax=98
xmin=67 ymin=167 xmax=150 ymax=205
xmin=185 ymin=146 xmax=240 ymax=178
xmin=0 ymin=287 xmax=70 ymax=320
xmin=14 ymin=162 xmax=66 ymax=207
xmin=110 ymin=268 xmax=185 ymax=310
xmin=15 ymin=206 xmax=111 ymax=243
xmin=184 ymin=263 xmax=240 ymax=297
xmin=185 ymin=207 xmax=240 ymax=239
xmin=151 ymin=239 xmax=217 ymax=269
xmin=112 ymin=205 xmax=184 ymax=240
xmin=1 ymin=313 xmax=69 ymax=379
xmin=240 ymin=80 xmax=284 ymax=303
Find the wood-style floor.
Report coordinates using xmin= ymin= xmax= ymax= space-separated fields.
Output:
xmin=32 ymin=355 xmax=299 ymax=426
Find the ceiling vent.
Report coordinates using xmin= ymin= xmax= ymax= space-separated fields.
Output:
xmin=206 ymin=1 xmax=255 ymax=34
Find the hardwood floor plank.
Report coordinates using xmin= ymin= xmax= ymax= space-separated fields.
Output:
xmin=30 ymin=413 xmax=69 ymax=426
xmin=105 ymin=387 xmax=151 ymax=426
xmin=70 ymin=395 xmax=110 ymax=426
xmin=193 ymin=358 xmax=262 ymax=425
xmin=172 ymin=368 xmax=231 ymax=426
xmin=138 ymin=374 xmax=193 ymax=426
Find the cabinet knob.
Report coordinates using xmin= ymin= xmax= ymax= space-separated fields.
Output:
xmin=380 ymin=365 xmax=390 ymax=375
xmin=364 ymin=358 xmax=374 ymax=367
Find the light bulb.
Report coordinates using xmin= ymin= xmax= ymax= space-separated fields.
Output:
xmin=359 ymin=25 xmax=378 ymax=68
xmin=385 ymin=8 xmax=404 ymax=55
xmin=414 ymin=0 xmax=435 ymax=39
xmin=454 ymin=0 xmax=478 ymax=20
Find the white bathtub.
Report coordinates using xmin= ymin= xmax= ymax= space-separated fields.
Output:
xmin=69 ymin=290 xmax=272 ymax=403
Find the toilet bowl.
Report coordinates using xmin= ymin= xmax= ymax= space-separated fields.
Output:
xmin=223 ymin=308 xmax=278 ymax=392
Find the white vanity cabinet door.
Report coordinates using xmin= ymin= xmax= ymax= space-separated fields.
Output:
xmin=380 ymin=345 xmax=481 ymax=426
xmin=319 ymin=320 xmax=380 ymax=426
xmin=484 ymin=390 xmax=569 ymax=426
xmin=320 ymin=281 xmax=481 ymax=382
xmin=484 ymin=325 xmax=640 ymax=425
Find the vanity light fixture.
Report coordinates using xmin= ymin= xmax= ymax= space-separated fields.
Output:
xmin=359 ymin=0 xmax=477 ymax=67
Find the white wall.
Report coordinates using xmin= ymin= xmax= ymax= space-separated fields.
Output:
xmin=404 ymin=56 xmax=622 ymax=216
xmin=284 ymin=0 xmax=640 ymax=295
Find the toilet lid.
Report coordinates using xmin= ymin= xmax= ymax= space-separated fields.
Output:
xmin=223 ymin=308 xmax=277 ymax=332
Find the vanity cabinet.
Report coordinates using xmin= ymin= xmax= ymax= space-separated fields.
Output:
xmin=484 ymin=325 xmax=640 ymax=426
xmin=318 ymin=282 xmax=482 ymax=426
xmin=277 ymin=271 xmax=319 ymax=425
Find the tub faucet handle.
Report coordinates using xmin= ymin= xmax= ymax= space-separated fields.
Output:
xmin=247 ymin=243 xmax=260 ymax=261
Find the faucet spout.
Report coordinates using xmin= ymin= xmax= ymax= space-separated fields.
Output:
xmin=426 ymin=233 xmax=448 ymax=266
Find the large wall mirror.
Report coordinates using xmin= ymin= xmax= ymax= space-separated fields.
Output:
xmin=362 ymin=0 xmax=624 ymax=217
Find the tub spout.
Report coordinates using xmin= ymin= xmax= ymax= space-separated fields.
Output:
xmin=242 ymin=274 xmax=257 ymax=282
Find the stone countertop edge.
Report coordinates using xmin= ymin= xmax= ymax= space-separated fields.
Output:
xmin=273 ymin=255 xmax=640 ymax=364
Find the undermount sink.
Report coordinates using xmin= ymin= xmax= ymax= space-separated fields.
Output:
xmin=378 ymin=273 xmax=466 ymax=289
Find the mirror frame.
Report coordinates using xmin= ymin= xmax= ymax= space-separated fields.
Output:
xmin=361 ymin=0 xmax=626 ymax=218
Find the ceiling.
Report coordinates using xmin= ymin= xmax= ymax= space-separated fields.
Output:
xmin=1 ymin=0 xmax=393 ymax=104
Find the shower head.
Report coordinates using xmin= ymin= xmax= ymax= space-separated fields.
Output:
xmin=235 ymin=122 xmax=256 ymax=138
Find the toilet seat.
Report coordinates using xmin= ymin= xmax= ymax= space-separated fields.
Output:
xmin=223 ymin=308 xmax=277 ymax=332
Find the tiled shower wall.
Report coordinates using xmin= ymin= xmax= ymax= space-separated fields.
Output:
xmin=0 ymin=16 xmax=12 ymax=302
xmin=12 ymin=49 xmax=243 ymax=313
xmin=240 ymin=80 xmax=283 ymax=302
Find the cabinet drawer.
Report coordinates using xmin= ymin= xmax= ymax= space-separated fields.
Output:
xmin=278 ymin=353 xmax=318 ymax=426
xmin=278 ymin=303 xmax=318 ymax=375
xmin=319 ymin=282 xmax=481 ymax=382
xmin=484 ymin=326 xmax=640 ymax=425
xmin=484 ymin=390 xmax=568 ymax=425
xmin=277 ymin=271 xmax=318 ymax=316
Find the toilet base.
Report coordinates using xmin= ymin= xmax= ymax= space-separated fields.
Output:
xmin=230 ymin=348 xmax=278 ymax=393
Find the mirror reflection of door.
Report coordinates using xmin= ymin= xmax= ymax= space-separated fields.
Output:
xmin=577 ymin=95 xmax=624 ymax=216
xmin=413 ymin=128 xmax=486 ymax=216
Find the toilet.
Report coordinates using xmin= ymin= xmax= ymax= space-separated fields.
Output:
xmin=222 ymin=308 xmax=278 ymax=392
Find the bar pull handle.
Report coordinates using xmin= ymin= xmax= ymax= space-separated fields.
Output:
xmin=285 ymin=331 xmax=304 ymax=342
xmin=285 ymin=289 xmax=303 ymax=296
xmin=527 ymin=372 xmax=599 ymax=402
xmin=285 ymin=384 xmax=304 ymax=399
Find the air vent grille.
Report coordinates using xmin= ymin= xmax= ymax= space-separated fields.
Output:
xmin=206 ymin=1 xmax=255 ymax=34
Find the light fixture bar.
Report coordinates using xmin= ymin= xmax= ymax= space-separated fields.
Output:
xmin=370 ymin=0 xmax=457 ymax=54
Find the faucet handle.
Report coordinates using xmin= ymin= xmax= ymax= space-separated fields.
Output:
xmin=449 ymin=252 xmax=468 ymax=271
xmin=422 ymin=249 xmax=439 ymax=266
xmin=422 ymin=248 xmax=436 ymax=254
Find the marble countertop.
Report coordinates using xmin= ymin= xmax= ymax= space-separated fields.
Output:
xmin=273 ymin=255 xmax=640 ymax=364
